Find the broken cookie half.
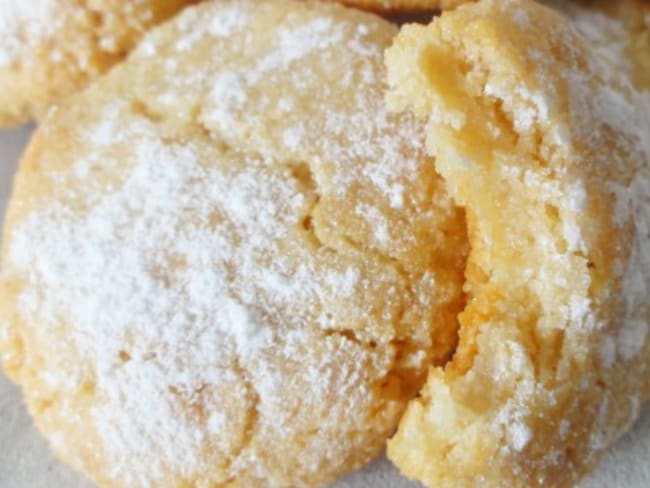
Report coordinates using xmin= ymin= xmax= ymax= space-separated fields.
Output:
xmin=385 ymin=0 xmax=650 ymax=486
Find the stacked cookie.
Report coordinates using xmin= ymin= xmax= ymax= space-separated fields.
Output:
xmin=0 ymin=0 xmax=199 ymax=127
xmin=0 ymin=1 xmax=648 ymax=487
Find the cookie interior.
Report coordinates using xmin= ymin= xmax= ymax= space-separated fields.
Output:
xmin=385 ymin=0 xmax=650 ymax=485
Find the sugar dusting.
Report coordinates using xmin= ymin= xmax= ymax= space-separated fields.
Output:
xmin=385 ymin=0 xmax=650 ymax=476
xmin=547 ymin=0 xmax=650 ymax=366
xmin=508 ymin=0 xmax=650 ymax=455
xmin=8 ymin=102 xmax=391 ymax=483
xmin=0 ymin=1 xmax=452 ymax=485
xmin=566 ymin=17 xmax=650 ymax=367
xmin=0 ymin=0 xmax=55 ymax=66
xmin=479 ymin=1 xmax=650 ymax=452
xmin=461 ymin=0 xmax=646 ymax=328
xmin=209 ymin=3 xmax=250 ymax=37
xmin=547 ymin=0 xmax=633 ymax=79
xmin=11 ymin=116 xmax=301 ymax=479
xmin=197 ymin=7 xmax=419 ymax=213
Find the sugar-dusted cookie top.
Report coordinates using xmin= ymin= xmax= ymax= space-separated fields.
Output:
xmin=547 ymin=0 xmax=650 ymax=91
xmin=385 ymin=0 xmax=650 ymax=486
xmin=0 ymin=1 xmax=467 ymax=486
xmin=0 ymin=0 xmax=196 ymax=127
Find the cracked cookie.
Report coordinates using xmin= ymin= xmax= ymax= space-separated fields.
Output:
xmin=385 ymin=0 xmax=650 ymax=486
xmin=0 ymin=0 xmax=197 ymax=128
xmin=0 ymin=0 xmax=467 ymax=486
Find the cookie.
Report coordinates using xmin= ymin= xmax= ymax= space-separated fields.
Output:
xmin=0 ymin=0 xmax=196 ymax=128
xmin=0 ymin=1 xmax=467 ymax=486
xmin=547 ymin=0 xmax=650 ymax=91
xmin=385 ymin=0 xmax=650 ymax=486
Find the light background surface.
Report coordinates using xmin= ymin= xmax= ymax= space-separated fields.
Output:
xmin=1 ymin=127 xmax=649 ymax=487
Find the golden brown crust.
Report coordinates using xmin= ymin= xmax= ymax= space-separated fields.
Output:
xmin=0 ymin=0 xmax=197 ymax=128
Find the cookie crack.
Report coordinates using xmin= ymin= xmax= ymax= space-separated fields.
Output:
xmin=226 ymin=354 xmax=261 ymax=476
xmin=126 ymin=93 xmax=449 ymax=453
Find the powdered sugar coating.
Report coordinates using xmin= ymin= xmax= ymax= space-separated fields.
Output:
xmin=0 ymin=0 xmax=196 ymax=127
xmin=0 ymin=1 xmax=467 ymax=486
xmin=547 ymin=0 xmax=650 ymax=91
xmin=0 ymin=0 xmax=55 ymax=66
xmin=386 ymin=0 xmax=650 ymax=486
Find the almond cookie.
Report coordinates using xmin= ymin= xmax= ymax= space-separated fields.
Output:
xmin=547 ymin=0 xmax=650 ymax=91
xmin=0 ymin=0 xmax=196 ymax=128
xmin=385 ymin=0 xmax=650 ymax=486
xmin=0 ymin=1 xmax=467 ymax=486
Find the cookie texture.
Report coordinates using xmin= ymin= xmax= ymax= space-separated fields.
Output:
xmin=0 ymin=1 xmax=467 ymax=487
xmin=0 ymin=0 xmax=196 ymax=128
xmin=547 ymin=0 xmax=650 ymax=91
xmin=385 ymin=0 xmax=650 ymax=486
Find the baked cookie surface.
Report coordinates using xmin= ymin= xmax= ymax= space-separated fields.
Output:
xmin=0 ymin=0 xmax=196 ymax=128
xmin=547 ymin=0 xmax=650 ymax=91
xmin=385 ymin=0 xmax=650 ymax=486
xmin=0 ymin=1 xmax=467 ymax=487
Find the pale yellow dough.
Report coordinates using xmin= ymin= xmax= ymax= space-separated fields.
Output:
xmin=386 ymin=0 xmax=650 ymax=486
xmin=0 ymin=1 xmax=467 ymax=487
xmin=0 ymin=0 xmax=197 ymax=128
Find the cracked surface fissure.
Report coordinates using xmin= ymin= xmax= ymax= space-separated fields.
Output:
xmin=116 ymin=85 xmax=460 ymax=480
xmin=0 ymin=3 xmax=472 ymax=486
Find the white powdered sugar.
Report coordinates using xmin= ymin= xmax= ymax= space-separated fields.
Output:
xmin=0 ymin=0 xmax=55 ymax=66
xmin=495 ymin=400 xmax=533 ymax=453
xmin=550 ymin=0 xmax=650 ymax=365
xmin=505 ymin=2 xmax=650 ymax=466
xmin=7 ymin=107 xmax=387 ymax=482
xmin=575 ymin=51 xmax=650 ymax=364
xmin=0 ymin=2 xmax=447 ymax=484
xmin=421 ymin=0 xmax=650 ymax=460
xmin=255 ymin=17 xmax=342 ymax=73
xmin=207 ymin=72 xmax=248 ymax=130
xmin=550 ymin=1 xmax=633 ymax=78
xmin=614 ymin=168 xmax=650 ymax=362
xmin=518 ymin=2 xmax=650 ymax=363
xmin=209 ymin=3 xmax=250 ymax=38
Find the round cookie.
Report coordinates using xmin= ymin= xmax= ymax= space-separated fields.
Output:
xmin=385 ymin=0 xmax=650 ymax=486
xmin=547 ymin=0 xmax=650 ymax=91
xmin=0 ymin=0 xmax=197 ymax=128
xmin=0 ymin=1 xmax=467 ymax=487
